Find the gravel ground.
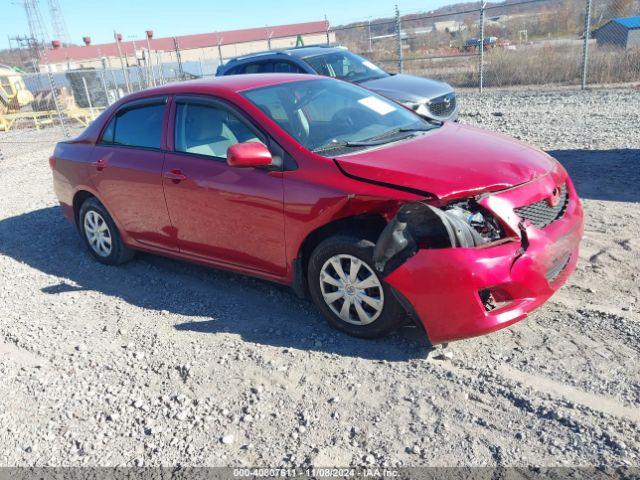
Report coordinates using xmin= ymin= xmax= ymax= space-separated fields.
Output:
xmin=0 ymin=86 xmax=639 ymax=468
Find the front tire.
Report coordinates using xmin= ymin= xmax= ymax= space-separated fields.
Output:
xmin=78 ymin=198 xmax=134 ymax=265
xmin=307 ymin=235 xmax=406 ymax=338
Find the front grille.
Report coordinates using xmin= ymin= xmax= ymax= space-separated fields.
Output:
xmin=546 ymin=254 xmax=571 ymax=283
xmin=514 ymin=183 xmax=568 ymax=229
xmin=428 ymin=93 xmax=456 ymax=118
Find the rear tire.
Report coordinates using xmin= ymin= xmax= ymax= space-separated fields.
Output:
xmin=78 ymin=198 xmax=135 ymax=265
xmin=307 ymin=235 xmax=406 ymax=338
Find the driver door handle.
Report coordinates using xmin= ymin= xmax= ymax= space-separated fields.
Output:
xmin=164 ymin=169 xmax=187 ymax=183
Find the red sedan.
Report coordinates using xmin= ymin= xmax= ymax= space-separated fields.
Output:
xmin=50 ymin=74 xmax=583 ymax=345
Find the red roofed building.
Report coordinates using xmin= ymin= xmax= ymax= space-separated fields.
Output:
xmin=41 ymin=20 xmax=332 ymax=72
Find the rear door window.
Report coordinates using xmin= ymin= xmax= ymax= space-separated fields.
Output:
xmin=243 ymin=62 xmax=273 ymax=74
xmin=272 ymin=61 xmax=304 ymax=73
xmin=102 ymin=102 xmax=165 ymax=149
xmin=225 ymin=65 xmax=245 ymax=75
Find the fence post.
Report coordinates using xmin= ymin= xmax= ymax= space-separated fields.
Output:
xmin=581 ymin=0 xmax=593 ymax=90
xmin=41 ymin=54 xmax=69 ymax=138
xmin=81 ymin=77 xmax=95 ymax=119
xmin=325 ymin=15 xmax=330 ymax=44
xmin=157 ymin=51 xmax=165 ymax=85
xmin=479 ymin=2 xmax=486 ymax=93
xmin=99 ymin=69 xmax=109 ymax=106
xmin=105 ymin=56 xmax=120 ymax=99
xmin=114 ymin=32 xmax=131 ymax=94
xmin=173 ymin=37 xmax=184 ymax=80
xmin=395 ymin=5 xmax=403 ymax=73
xmin=146 ymin=32 xmax=156 ymax=87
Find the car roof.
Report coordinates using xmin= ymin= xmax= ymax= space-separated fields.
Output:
xmin=285 ymin=45 xmax=346 ymax=58
xmin=223 ymin=44 xmax=346 ymax=66
xmin=125 ymin=73 xmax=317 ymax=99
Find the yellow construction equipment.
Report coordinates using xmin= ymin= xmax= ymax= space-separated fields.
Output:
xmin=0 ymin=65 xmax=35 ymax=131
xmin=1 ymin=65 xmax=102 ymax=132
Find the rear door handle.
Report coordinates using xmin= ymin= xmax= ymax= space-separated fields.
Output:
xmin=92 ymin=158 xmax=107 ymax=171
xmin=164 ymin=169 xmax=187 ymax=183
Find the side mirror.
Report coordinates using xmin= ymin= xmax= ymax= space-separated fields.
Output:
xmin=227 ymin=142 xmax=272 ymax=168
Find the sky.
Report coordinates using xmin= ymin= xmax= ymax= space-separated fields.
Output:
xmin=1 ymin=0 xmax=457 ymax=49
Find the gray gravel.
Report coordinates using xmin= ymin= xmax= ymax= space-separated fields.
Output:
xmin=0 ymin=86 xmax=639 ymax=468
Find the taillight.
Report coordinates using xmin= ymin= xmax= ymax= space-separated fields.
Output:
xmin=49 ymin=156 xmax=56 ymax=169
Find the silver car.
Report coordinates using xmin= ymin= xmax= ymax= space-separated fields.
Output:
xmin=216 ymin=45 xmax=459 ymax=122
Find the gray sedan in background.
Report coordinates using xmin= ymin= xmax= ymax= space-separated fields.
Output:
xmin=216 ymin=45 xmax=459 ymax=122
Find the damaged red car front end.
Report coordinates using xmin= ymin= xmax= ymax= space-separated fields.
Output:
xmin=328 ymin=121 xmax=584 ymax=344
xmin=383 ymin=166 xmax=583 ymax=344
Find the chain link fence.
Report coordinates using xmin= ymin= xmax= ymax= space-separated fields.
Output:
xmin=334 ymin=0 xmax=639 ymax=88
xmin=1 ymin=0 xmax=638 ymax=147
xmin=0 ymin=60 xmax=216 ymax=145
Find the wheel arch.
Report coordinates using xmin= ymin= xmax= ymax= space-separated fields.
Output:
xmin=291 ymin=213 xmax=387 ymax=298
xmin=72 ymin=189 xmax=97 ymax=226
xmin=71 ymin=188 xmax=126 ymax=242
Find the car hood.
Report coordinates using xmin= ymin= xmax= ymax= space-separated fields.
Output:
xmin=334 ymin=123 xmax=560 ymax=201
xmin=360 ymin=74 xmax=453 ymax=103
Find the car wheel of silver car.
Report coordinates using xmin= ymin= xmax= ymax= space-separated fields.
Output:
xmin=308 ymin=235 xmax=406 ymax=339
xmin=79 ymin=197 xmax=135 ymax=266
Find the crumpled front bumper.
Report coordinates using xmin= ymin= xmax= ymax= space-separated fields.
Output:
xmin=384 ymin=174 xmax=584 ymax=344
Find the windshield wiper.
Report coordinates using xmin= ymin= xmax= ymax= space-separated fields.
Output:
xmin=398 ymin=125 xmax=437 ymax=132
xmin=313 ymin=124 xmax=436 ymax=153
xmin=344 ymin=133 xmax=415 ymax=147
xmin=314 ymin=132 xmax=413 ymax=152
xmin=313 ymin=140 xmax=353 ymax=153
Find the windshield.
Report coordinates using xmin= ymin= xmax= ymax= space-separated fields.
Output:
xmin=242 ymin=79 xmax=432 ymax=153
xmin=303 ymin=50 xmax=388 ymax=84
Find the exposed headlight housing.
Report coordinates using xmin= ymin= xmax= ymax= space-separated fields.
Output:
xmin=444 ymin=199 xmax=505 ymax=244
xmin=373 ymin=199 xmax=507 ymax=272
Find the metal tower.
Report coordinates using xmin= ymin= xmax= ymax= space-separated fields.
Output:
xmin=15 ymin=0 xmax=50 ymax=67
xmin=22 ymin=0 xmax=49 ymax=53
xmin=47 ymin=0 xmax=71 ymax=44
